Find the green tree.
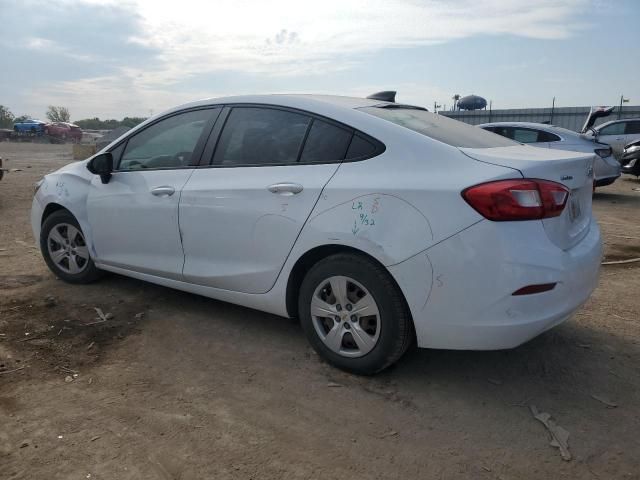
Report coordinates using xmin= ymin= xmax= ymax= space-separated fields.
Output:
xmin=75 ymin=117 xmax=146 ymax=130
xmin=0 ymin=105 xmax=15 ymax=129
xmin=14 ymin=115 xmax=32 ymax=123
xmin=46 ymin=105 xmax=71 ymax=123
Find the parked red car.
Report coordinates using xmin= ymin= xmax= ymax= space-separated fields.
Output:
xmin=44 ymin=122 xmax=83 ymax=143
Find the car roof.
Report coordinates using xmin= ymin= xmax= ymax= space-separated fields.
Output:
xmin=595 ymin=118 xmax=640 ymax=130
xmin=174 ymin=94 xmax=388 ymax=111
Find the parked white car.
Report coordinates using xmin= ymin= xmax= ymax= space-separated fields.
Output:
xmin=586 ymin=118 xmax=640 ymax=159
xmin=478 ymin=122 xmax=621 ymax=187
xmin=31 ymin=95 xmax=602 ymax=374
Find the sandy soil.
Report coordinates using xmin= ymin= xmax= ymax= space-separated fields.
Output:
xmin=1 ymin=143 xmax=639 ymax=479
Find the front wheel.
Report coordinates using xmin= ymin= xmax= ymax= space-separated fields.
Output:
xmin=40 ymin=210 xmax=103 ymax=284
xmin=298 ymin=253 xmax=413 ymax=375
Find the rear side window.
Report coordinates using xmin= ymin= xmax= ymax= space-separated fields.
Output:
xmin=625 ymin=121 xmax=640 ymax=134
xmin=361 ymin=107 xmax=518 ymax=148
xmin=511 ymin=128 xmax=539 ymax=143
xmin=346 ymin=134 xmax=377 ymax=159
xmin=214 ymin=107 xmax=310 ymax=166
xmin=300 ymin=120 xmax=352 ymax=163
xmin=537 ymin=130 xmax=561 ymax=142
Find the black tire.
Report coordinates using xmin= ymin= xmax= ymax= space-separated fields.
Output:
xmin=40 ymin=210 xmax=103 ymax=284
xmin=298 ymin=253 xmax=413 ymax=375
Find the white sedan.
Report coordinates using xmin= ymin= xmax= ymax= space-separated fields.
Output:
xmin=478 ymin=122 xmax=621 ymax=187
xmin=31 ymin=95 xmax=602 ymax=374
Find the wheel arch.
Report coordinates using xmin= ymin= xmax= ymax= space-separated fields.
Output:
xmin=285 ymin=244 xmax=413 ymax=329
xmin=41 ymin=202 xmax=71 ymax=224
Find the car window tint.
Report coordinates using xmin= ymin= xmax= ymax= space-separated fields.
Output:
xmin=599 ymin=122 xmax=625 ymax=136
xmin=489 ymin=126 xmax=514 ymax=139
xmin=300 ymin=120 xmax=352 ymax=163
xmin=361 ymin=107 xmax=517 ymax=148
xmin=538 ymin=130 xmax=561 ymax=142
xmin=625 ymin=121 xmax=640 ymax=135
xmin=119 ymin=109 xmax=211 ymax=170
xmin=346 ymin=134 xmax=377 ymax=159
xmin=512 ymin=128 xmax=540 ymax=143
xmin=213 ymin=107 xmax=310 ymax=166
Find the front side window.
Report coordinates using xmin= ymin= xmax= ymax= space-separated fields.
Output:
xmin=213 ymin=107 xmax=310 ymax=166
xmin=361 ymin=107 xmax=517 ymax=148
xmin=118 ymin=109 xmax=212 ymax=170
xmin=599 ymin=122 xmax=625 ymax=136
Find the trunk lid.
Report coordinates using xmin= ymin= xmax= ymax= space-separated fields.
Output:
xmin=460 ymin=145 xmax=595 ymax=250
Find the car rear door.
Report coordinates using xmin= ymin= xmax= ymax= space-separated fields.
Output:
xmin=86 ymin=107 xmax=219 ymax=279
xmin=179 ymin=106 xmax=353 ymax=294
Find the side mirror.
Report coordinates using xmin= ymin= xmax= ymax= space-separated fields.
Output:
xmin=87 ymin=152 xmax=113 ymax=184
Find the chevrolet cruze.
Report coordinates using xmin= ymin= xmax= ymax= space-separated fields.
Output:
xmin=32 ymin=94 xmax=602 ymax=374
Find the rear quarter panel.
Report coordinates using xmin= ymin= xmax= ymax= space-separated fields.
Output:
xmin=288 ymin=129 xmax=521 ymax=268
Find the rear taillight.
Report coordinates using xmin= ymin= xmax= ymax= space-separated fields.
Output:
xmin=462 ymin=179 xmax=569 ymax=221
xmin=595 ymin=146 xmax=612 ymax=158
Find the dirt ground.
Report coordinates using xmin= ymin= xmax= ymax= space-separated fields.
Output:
xmin=1 ymin=142 xmax=639 ymax=480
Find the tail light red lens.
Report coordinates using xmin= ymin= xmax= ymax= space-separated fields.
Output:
xmin=462 ymin=179 xmax=569 ymax=221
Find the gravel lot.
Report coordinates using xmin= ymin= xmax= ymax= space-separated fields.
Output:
xmin=1 ymin=143 xmax=639 ymax=479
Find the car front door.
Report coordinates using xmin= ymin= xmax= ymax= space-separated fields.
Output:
xmin=180 ymin=106 xmax=355 ymax=294
xmin=597 ymin=122 xmax=627 ymax=158
xmin=86 ymin=108 xmax=219 ymax=279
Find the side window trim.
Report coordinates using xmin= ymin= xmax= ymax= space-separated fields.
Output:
xmin=296 ymin=118 xmax=315 ymax=163
xmin=198 ymin=107 xmax=230 ymax=167
xmin=109 ymin=106 xmax=221 ymax=172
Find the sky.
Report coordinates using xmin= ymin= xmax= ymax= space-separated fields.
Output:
xmin=1 ymin=0 xmax=638 ymax=121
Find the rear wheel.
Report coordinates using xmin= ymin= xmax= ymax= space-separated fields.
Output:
xmin=40 ymin=210 xmax=103 ymax=284
xmin=298 ymin=253 xmax=413 ymax=375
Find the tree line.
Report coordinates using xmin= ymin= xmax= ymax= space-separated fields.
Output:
xmin=0 ymin=104 xmax=146 ymax=130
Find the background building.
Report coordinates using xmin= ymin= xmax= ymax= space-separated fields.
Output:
xmin=440 ymin=105 xmax=640 ymax=132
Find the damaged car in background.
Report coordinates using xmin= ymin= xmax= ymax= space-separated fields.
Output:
xmin=31 ymin=93 xmax=602 ymax=374
xmin=479 ymin=121 xmax=621 ymax=187
xmin=621 ymin=139 xmax=640 ymax=177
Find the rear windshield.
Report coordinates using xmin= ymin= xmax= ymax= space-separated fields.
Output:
xmin=360 ymin=107 xmax=518 ymax=148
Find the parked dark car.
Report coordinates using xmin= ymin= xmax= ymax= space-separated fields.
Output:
xmin=45 ymin=122 xmax=83 ymax=143
xmin=14 ymin=119 xmax=46 ymax=135
xmin=621 ymin=139 xmax=640 ymax=177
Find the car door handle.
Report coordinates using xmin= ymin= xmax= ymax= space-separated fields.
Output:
xmin=267 ymin=183 xmax=304 ymax=195
xmin=150 ymin=186 xmax=176 ymax=197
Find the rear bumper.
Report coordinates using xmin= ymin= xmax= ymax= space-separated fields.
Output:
xmin=391 ymin=218 xmax=602 ymax=350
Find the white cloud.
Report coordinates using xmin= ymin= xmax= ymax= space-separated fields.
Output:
xmin=124 ymin=0 xmax=589 ymax=78
xmin=18 ymin=0 xmax=591 ymax=117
